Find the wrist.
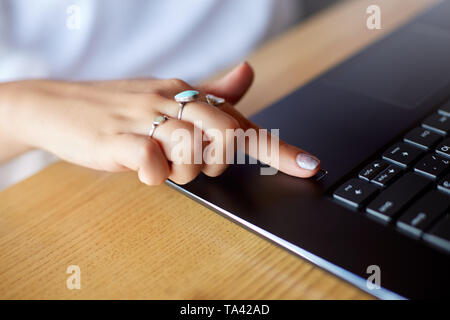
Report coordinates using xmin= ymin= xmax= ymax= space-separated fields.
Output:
xmin=0 ymin=82 xmax=33 ymax=157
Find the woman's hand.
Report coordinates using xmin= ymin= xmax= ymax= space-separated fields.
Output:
xmin=0 ymin=63 xmax=320 ymax=185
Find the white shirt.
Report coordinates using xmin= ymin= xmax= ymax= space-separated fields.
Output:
xmin=0 ymin=0 xmax=301 ymax=190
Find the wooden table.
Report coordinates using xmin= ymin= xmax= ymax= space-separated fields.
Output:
xmin=0 ymin=0 xmax=436 ymax=299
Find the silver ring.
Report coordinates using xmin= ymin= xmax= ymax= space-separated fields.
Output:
xmin=206 ymin=94 xmax=226 ymax=107
xmin=149 ymin=115 xmax=169 ymax=138
xmin=175 ymin=90 xmax=199 ymax=120
xmin=177 ymin=102 xmax=186 ymax=120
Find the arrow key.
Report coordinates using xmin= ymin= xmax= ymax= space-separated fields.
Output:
xmin=372 ymin=165 xmax=403 ymax=187
xmin=333 ymin=179 xmax=378 ymax=208
xmin=358 ymin=160 xmax=388 ymax=181
xmin=382 ymin=142 xmax=423 ymax=168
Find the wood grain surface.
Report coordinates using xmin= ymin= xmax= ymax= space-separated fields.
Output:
xmin=0 ymin=0 xmax=436 ymax=299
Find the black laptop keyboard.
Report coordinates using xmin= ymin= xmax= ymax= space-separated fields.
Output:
xmin=333 ymin=100 xmax=450 ymax=254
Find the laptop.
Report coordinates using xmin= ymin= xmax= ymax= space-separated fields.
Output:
xmin=168 ymin=1 xmax=450 ymax=299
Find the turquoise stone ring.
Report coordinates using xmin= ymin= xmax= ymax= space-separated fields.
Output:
xmin=174 ymin=90 xmax=199 ymax=103
xmin=175 ymin=90 xmax=199 ymax=120
xmin=148 ymin=115 xmax=169 ymax=138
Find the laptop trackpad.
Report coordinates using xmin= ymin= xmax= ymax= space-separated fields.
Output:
xmin=322 ymin=23 xmax=450 ymax=109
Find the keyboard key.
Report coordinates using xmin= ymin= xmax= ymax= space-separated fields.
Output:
xmin=333 ymin=179 xmax=378 ymax=208
xmin=423 ymin=215 xmax=450 ymax=253
xmin=437 ymin=173 xmax=450 ymax=195
xmin=422 ymin=113 xmax=450 ymax=135
xmin=397 ymin=191 xmax=449 ymax=238
xmin=372 ymin=165 xmax=402 ymax=187
xmin=382 ymin=143 xmax=423 ymax=168
xmin=438 ymin=99 xmax=450 ymax=117
xmin=358 ymin=160 xmax=388 ymax=181
xmin=366 ymin=173 xmax=431 ymax=223
xmin=404 ymin=127 xmax=441 ymax=150
xmin=413 ymin=154 xmax=449 ymax=179
xmin=436 ymin=137 xmax=450 ymax=158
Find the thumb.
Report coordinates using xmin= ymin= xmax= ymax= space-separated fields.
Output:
xmin=199 ymin=62 xmax=254 ymax=105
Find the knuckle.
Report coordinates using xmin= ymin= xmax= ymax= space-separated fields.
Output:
xmin=141 ymin=91 xmax=163 ymax=104
xmin=132 ymin=92 xmax=161 ymax=116
xmin=168 ymin=78 xmax=190 ymax=90
xmin=170 ymin=164 xmax=202 ymax=185
xmin=170 ymin=173 xmax=196 ymax=186
xmin=146 ymin=90 xmax=165 ymax=101
xmin=136 ymin=140 xmax=157 ymax=164
xmin=138 ymin=172 xmax=153 ymax=186
xmin=129 ymin=94 xmax=150 ymax=113
xmin=221 ymin=117 xmax=240 ymax=146
xmin=138 ymin=171 xmax=155 ymax=186
xmin=222 ymin=115 xmax=240 ymax=131
xmin=136 ymin=144 xmax=150 ymax=163
xmin=175 ymin=119 xmax=194 ymax=131
xmin=144 ymin=174 xmax=168 ymax=186
xmin=137 ymin=149 xmax=169 ymax=186
xmin=203 ymin=164 xmax=228 ymax=178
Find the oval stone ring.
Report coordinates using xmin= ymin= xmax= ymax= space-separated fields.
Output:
xmin=149 ymin=115 xmax=169 ymax=138
xmin=175 ymin=90 xmax=199 ymax=120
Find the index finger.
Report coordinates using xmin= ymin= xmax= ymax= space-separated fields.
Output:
xmin=222 ymin=105 xmax=321 ymax=178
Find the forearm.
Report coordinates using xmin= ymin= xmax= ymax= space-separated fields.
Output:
xmin=0 ymin=82 xmax=33 ymax=163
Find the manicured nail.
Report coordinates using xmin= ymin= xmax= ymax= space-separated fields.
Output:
xmin=296 ymin=153 xmax=320 ymax=171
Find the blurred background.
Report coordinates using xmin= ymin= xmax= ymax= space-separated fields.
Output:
xmin=303 ymin=0 xmax=341 ymax=18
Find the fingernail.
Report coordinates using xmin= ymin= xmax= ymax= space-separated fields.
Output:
xmin=296 ymin=153 xmax=320 ymax=171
